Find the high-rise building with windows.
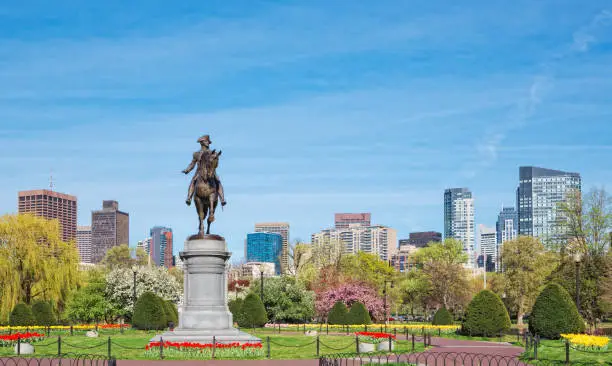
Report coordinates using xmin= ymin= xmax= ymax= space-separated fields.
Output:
xmin=91 ymin=200 xmax=129 ymax=264
xmin=137 ymin=237 xmax=152 ymax=257
xmin=150 ymin=226 xmax=173 ymax=268
xmin=245 ymin=232 xmax=283 ymax=275
xmin=76 ymin=226 xmax=92 ymax=263
xmin=334 ymin=213 xmax=371 ymax=229
xmin=399 ymin=231 xmax=442 ymax=249
xmin=311 ymin=224 xmax=397 ymax=261
xmin=478 ymin=224 xmax=497 ymax=272
xmin=496 ymin=207 xmax=518 ymax=271
xmin=254 ymin=222 xmax=289 ymax=274
xmin=18 ymin=189 xmax=77 ymax=242
xmin=444 ymin=188 xmax=475 ymax=267
xmin=517 ymin=166 xmax=581 ymax=245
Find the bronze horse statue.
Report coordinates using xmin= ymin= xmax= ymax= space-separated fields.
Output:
xmin=193 ymin=150 xmax=222 ymax=236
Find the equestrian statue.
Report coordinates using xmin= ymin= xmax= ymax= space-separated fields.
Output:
xmin=182 ymin=134 xmax=227 ymax=236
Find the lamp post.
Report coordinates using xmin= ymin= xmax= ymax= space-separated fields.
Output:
xmin=574 ymin=252 xmax=582 ymax=313
xmin=132 ymin=268 xmax=137 ymax=309
xmin=383 ymin=280 xmax=394 ymax=325
xmin=259 ymin=264 xmax=265 ymax=303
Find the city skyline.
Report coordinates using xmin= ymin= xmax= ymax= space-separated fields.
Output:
xmin=1 ymin=1 xmax=611 ymax=258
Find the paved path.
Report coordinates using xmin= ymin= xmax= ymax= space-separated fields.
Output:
xmin=118 ymin=360 xmax=317 ymax=365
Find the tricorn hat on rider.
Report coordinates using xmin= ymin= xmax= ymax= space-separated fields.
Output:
xmin=197 ymin=135 xmax=211 ymax=144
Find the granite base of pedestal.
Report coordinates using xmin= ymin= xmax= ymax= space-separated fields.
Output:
xmin=149 ymin=235 xmax=259 ymax=344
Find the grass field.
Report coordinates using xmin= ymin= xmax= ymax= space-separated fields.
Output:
xmin=0 ymin=329 xmax=426 ymax=360
xmin=520 ymin=339 xmax=612 ymax=365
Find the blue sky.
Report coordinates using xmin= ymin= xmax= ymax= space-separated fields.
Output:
xmin=1 ymin=1 xmax=611 ymax=259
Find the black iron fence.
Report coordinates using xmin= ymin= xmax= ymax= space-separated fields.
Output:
xmin=318 ymin=351 xmax=611 ymax=365
xmin=0 ymin=354 xmax=115 ymax=366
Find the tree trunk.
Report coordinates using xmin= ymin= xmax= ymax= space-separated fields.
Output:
xmin=516 ymin=300 xmax=525 ymax=326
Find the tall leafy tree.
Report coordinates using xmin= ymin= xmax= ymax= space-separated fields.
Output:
xmin=339 ymin=252 xmax=395 ymax=290
xmin=0 ymin=214 xmax=80 ymax=321
xmin=415 ymin=239 xmax=470 ymax=310
xmin=251 ymin=276 xmax=315 ymax=323
xmin=553 ymin=187 xmax=612 ymax=328
xmin=101 ymin=244 xmax=147 ymax=269
xmin=398 ymin=270 xmax=430 ymax=317
xmin=501 ymin=236 xmax=556 ymax=326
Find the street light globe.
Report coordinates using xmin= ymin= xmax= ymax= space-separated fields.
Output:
xmin=573 ymin=252 xmax=582 ymax=263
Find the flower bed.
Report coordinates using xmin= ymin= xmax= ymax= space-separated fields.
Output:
xmin=0 ymin=324 xmax=129 ymax=332
xmin=0 ymin=332 xmax=45 ymax=346
xmin=561 ymin=334 xmax=609 ymax=351
xmin=144 ymin=341 xmax=264 ymax=359
xmin=265 ymin=323 xmax=460 ymax=334
xmin=355 ymin=332 xmax=396 ymax=344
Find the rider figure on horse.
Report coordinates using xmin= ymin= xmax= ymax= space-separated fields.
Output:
xmin=183 ymin=134 xmax=227 ymax=207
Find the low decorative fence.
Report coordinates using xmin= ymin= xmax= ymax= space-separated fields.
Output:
xmin=0 ymin=354 xmax=115 ymax=366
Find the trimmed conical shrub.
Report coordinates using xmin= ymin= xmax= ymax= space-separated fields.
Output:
xmin=162 ymin=300 xmax=178 ymax=326
xmin=432 ymin=307 xmax=453 ymax=325
xmin=462 ymin=290 xmax=511 ymax=336
xmin=133 ymin=292 xmax=167 ymax=330
xmin=529 ymin=283 xmax=585 ymax=339
xmin=229 ymin=298 xmax=243 ymax=320
xmin=9 ymin=303 xmax=35 ymax=326
xmin=347 ymin=302 xmax=371 ymax=325
xmin=236 ymin=293 xmax=268 ymax=328
xmin=327 ymin=301 xmax=348 ymax=325
xmin=32 ymin=301 xmax=55 ymax=326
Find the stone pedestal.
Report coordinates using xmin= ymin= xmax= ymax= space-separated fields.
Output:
xmin=151 ymin=236 xmax=260 ymax=344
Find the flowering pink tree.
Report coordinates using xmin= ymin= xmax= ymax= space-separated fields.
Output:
xmin=316 ymin=282 xmax=384 ymax=321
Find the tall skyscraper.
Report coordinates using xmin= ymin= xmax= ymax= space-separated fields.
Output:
xmin=254 ymin=222 xmax=289 ymax=274
xmin=245 ymin=232 xmax=283 ymax=275
xmin=91 ymin=200 xmax=129 ymax=263
xmin=76 ymin=226 xmax=92 ymax=263
xmin=137 ymin=237 xmax=152 ymax=256
xmin=496 ymin=207 xmax=518 ymax=271
xmin=478 ymin=224 xmax=497 ymax=272
xmin=400 ymin=231 xmax=442 ymax=249
xmin=444 ymin=188 xmax=475 ymax=267
xmin=18 ymin=189 xmax=77 ymax=242
xmin=334 ymin=213 xmax=371 ymax=229
xmin=311 ymin=225 xmax=397 ymax=261
xmin=517 ymin=166 xmax=581 ymax=245
xmin=150 ymin=226 xmax=173 ymax=268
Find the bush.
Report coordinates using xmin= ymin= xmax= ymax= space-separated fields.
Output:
xmin=347 ymin=302 xmax=371 ymax=325
xmin=32 ymin=301 xmax=55 ymax=326
xmin=236 ymin=293 xmax=268 ymax=328
xmin=9 ymin=303 xmax=35 ymax=326
xmin=529 ymin=283 xmax=585 ymax=339
xmin=462 ymin=290 xmax=511 ymax=336
xmin=133 ymin=292 xmax=167 ymax=330
xmin=327 ymin=301 xmax=348 ymax=325
xmin=229 ymin=298 xmax=243 ymax=320
xmin=432 ymin=307 xmax=454 ymax=325
xmin=162 ymin=300 xmax=179 ymax=326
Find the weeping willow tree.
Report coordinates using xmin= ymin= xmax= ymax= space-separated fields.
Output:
xmin=0 ymin=214 xmax=80 ymax=322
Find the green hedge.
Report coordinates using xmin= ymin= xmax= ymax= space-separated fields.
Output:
xmin=162 ymin=300 xmax=179 ymax=326
xmin=133 ymin=292 xmax=167 ymax=330
xmin=9 ymin=303 xmax=35 ymax=326
xmin=529 ymin=283 xmax=585 ymax=339
xmin=432 ymin=307 xmax=453 ymax=325
xmin=236 ymin=293 xmax=268 ymax=328
xmin=347 ymin=302 xmax=371 ymax=325
xmin=32 ymin=301 xmax=55 ymax=326
xmin=462 ymin=290 xmax=511 ymax=336
xmin=327 ymin=301 xmax=348 ymax=325
xmin=229 ymin=298 xmax=243 ymax=320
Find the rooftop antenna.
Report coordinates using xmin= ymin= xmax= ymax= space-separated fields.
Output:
xmin=49 ymin=170 xmax=54 ymax=191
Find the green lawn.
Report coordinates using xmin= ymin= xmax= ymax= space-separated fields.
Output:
xmin=0 ymin=329 xmax=425 ymax=360
xmin=520 ymin=339 xmax=612 ymax=365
